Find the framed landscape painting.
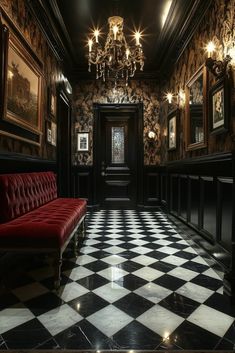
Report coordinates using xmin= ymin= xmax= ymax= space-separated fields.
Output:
xmin=5 ymin=31 xmax=42 ymax=135
xmin=0 ymin=16 xmax=43 ymax=146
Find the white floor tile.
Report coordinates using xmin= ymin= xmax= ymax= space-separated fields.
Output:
xmin=168 ymin=267 xmax=198 ymax=281
xmin=57 ymin=282 xmax=89 ymax=302
xmin=133 ymin=267 xmax=164 ymax=281
xmin=135 ymin=283 xmax=172 ymax=303
xmin=188 ymin=304 xmax=234 ymax=337
xmin=132 ymin=255 xmax=157 ymax=266
xmin=161 ymin=255 xmax=188 ymax=266
xmin=0 ymin=308 xmax=35 ymax=334
xmin=176 ymin=282 xmax=214 ymax=303
xmin=38 ymin=304 xmax=82 ymax=336
xmin=137 ymin=304 xmax=184 ymax=337
xmin=98 ymin=267 xmax=128 ymax=281
xmin=102 ymin=255 xmax=127 ymax=265
xmin=64 ymin=266 xmax=93 ymax=281
xmin=94 ymin=282 xmax=130 ymax=303
xmin=87 ymin=305 xmax=133 ymax=337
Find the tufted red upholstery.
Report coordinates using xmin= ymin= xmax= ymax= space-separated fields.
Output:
xmin=0 ymin=172 xmax=57 ymax=223
xmin=0 ymin=198 xmax=86 ymax=248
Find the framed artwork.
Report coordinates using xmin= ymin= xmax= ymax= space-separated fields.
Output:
xmin=48 ymin=88 xmax=56 ymax=117
xmin=77 ymin=132 xmax=89 ymax=152
xmin=167 ymin=109 xmax=178 ymax=151
xmin=46 ymin=120 xmax=52 ymax=144
xmin=51 ymin=121 xmax=57 ymax=146
xmin=0 ymin=16 xmax=42 ymax=146
xmin=209 ymin=77 xmax=229 ymax=134
xmin=185 ymin=65 xmax=207 ymax=151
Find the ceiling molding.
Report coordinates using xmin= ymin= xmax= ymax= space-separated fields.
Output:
xmin=26 ymin=0 xmax=74 ymax=64
xmin=156 ymin=0 xmax=213 ymax=81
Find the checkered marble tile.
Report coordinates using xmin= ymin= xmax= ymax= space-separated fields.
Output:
xmin=0 ymin=209 xmax=234 ymax=350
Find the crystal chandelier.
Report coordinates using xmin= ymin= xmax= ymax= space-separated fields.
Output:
xmin=87 ymin=16 xmax=145 ymax=85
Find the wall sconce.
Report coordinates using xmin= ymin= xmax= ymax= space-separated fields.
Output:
xmin=205 ymin=41 xmax=235 ymax=79
xmin=147 ymin=130 xmax=156 ymax=140
xmin=165 ymin=90 xmax=185 ymax=108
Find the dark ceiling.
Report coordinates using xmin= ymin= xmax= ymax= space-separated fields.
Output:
xmin=30 ymin=0 xmax=212 ymax=81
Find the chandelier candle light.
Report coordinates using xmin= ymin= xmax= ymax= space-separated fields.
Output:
xmin=87 ymin=16 xmax=145 ymax=85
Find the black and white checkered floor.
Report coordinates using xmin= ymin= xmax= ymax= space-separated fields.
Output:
xmin=0 ymin=210 xmax=235 ymax=350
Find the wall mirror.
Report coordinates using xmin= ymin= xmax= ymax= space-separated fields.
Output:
xmin=185 ymin=65 xmax=207 ymax=150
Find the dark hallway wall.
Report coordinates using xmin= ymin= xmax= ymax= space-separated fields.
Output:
xmin=0 ymin=0 xmax=63 ymax=161
xmin=160 ymin=0 xmax=235 ymax=164
xmin=73 ymin=80 xmax=160 ymax=166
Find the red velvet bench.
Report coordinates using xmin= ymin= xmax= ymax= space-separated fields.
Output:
xmin=0 ymin=171 xmax=87 ymax=288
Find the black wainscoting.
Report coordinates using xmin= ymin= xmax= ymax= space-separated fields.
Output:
xmin=0 ymin=153 xmax=56 ymax=174
xmin=159 ymin=151 xmax=235 ymax=299
xmin=72 ymin=166 xmax=93 ymax=206
xmin=143 ymin=166 xmax=162 ymax=207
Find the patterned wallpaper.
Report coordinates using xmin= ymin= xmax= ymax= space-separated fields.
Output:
xmin=160 ymin=0 xmax=235 ymax=163
xmin=73 ymin=80 xmax=160 ymax=166
xmin=0 ymin=0 xmax=62 ymax=160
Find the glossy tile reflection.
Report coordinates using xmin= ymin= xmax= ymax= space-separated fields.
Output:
xmin=0 ymin=209 xmax=234 ymax=350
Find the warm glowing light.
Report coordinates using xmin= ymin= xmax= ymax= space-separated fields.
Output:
xmin=166 ymin=92 xmax=173 ymax=104
xmin=94 ymin=29 xmax=100 ymax=43
xmin=161 ymin=0 xmax=172 ymax=28
xmin=126 ymin=48 xmax=130 ymax=60
xmin=206 ymin=41 xmax=215 ymax=58
xmin=88 ymin=39 xmax=93 ymax=52
xmin=228 ymin=46 xmax=235 ymax=64
xmin=163 ymin=331 xmax=170 ymax=341
xmin=178 ymin=89 xmax=185 ymax=106
xmin=8 ymin=70 xmax=13 ymax=80
xmin=113 ymin=25 xmax=118 ymax=40
xmin=135 ymin=31 xmax=141 ymax=46
xmin=148 ymin=131 xmax=156 ymax=139
xmin=76 ymin=303 xmax=80 ymax=310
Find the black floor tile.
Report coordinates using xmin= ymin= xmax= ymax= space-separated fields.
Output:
xmin=174 ymin=250 xmax=197 ymax=260
xmin=55 ymin=319 xmax=110 ymax=349
xmin=0 ymin=292 xmax=20 ymax=310
xmin=214 ymin=337 xmax=235 ymax=350
xmin=113 ymin=320 xmax=162 ymax=349
xmin=182 ymin=260 xmax=209 ymax=273
xmin=117 ymin=261 xmax=143 ymax=273
xmin=113 ymin=292 xmax=154 ymax=318
xmin=24 ymin=292 xmax=64 ymax=316
xmin=224 ymin=322 xmax=235 ymax=344
xmin=159 ymin=292 xmax=200 ymax=318
xmin=76 ymin=274 xmax=109 ymax=290
xmin=2 ymin=319 xmax=51 ymax=349
xmin=171 ymin=320 xmax=221 ymax=349
xmin=68 ymin=292 xmax=109 ymax=317
xmin=145 ymin=251 xmax=169 ymax=260
xmin=153 ymin=274 xmax=186 ymax=291
xmin=150 ymin=261 xmax=175 ymax=273
xmin=83 ymin=260 xmax=110 ymax=272
xmin=191 ymin=274 xmax=222 ymax=291
xmin=114 ymin=273 xmax=148 ymax=291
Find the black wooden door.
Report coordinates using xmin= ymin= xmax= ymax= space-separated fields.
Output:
xmin=100 ymin=112 xmax=137 ymax=208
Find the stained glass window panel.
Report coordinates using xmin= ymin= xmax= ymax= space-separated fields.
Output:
xmin=111 ymin=126 xmax=125 ymax=164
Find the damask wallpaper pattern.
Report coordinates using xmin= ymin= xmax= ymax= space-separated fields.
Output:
xmin=73 ymin=80 xmax=160 ymax=166
xmin=0 ymin=0 xmax=62 ymax=160
xmin=160 ymin=0 xmax=235 ymax=163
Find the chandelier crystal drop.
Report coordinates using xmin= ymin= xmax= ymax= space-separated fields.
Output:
xmin=87 ymin=16 xmax=145 ymax=85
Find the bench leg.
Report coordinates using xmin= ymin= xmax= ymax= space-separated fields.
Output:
xmin=73 ymin=231 xmax=79 ymax=256
xmin=53 ymin=251 xmax=62 ymax=290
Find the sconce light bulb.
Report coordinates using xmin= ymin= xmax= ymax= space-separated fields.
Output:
xmin=166 ymin=92 xmax=173 ymax=104
xmin=206 ymin=41 xmax=215 ymax=57
xmin=228 ymin=46 xmax=235 ymax=64
xmin=148 ymin=131 xmax=156 ymax=139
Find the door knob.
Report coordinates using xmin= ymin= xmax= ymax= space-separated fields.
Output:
xmin=101 ymin=171 xmax=106 ymax=177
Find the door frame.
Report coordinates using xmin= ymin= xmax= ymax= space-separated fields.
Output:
xmin=93 ymin=103 xmax=144 ymax=209
xmin=57 ymin=86 xmax=72 ymax=197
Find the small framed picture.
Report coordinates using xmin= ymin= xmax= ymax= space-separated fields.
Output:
xmin=51 ymin=122 xmax=57 ymax=146
xmin=167 ymin=109 xmax=178 ymax=150
xmin=77 ymin=132 xmax=89 ymax=152
xmin=209 ymin=77 xmax=229 ymax=134
xmin=48 ymin=88 xmax=56 ymax=117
